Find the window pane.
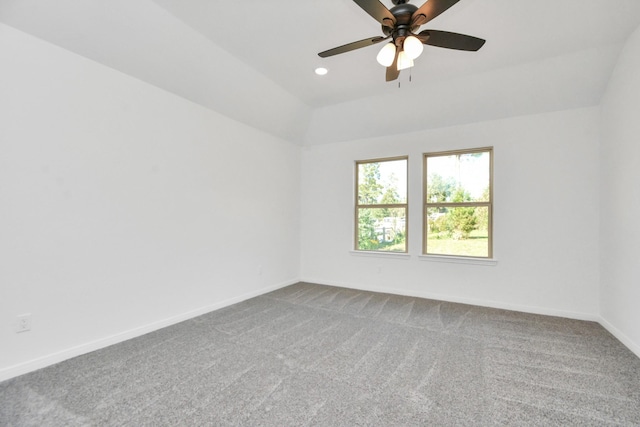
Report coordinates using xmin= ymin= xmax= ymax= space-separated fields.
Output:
xmin=357 ymin=207 xmax=406 ymax=252
xmin=426 ymin=206 xmax=489 ymax=257
xmin=426 ymin=151 xmax=490 ymax=203
xmin=358 ymin=159 xmax=407 ymax=205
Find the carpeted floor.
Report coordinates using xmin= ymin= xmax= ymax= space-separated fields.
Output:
xmin=1 ymin=282 xmax=639 ymax=426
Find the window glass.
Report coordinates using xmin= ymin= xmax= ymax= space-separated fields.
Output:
xmin=356 ymin=157 xmax=408 ymax=252
xmin=424 ymin=149 xmax=492 ymax=258
xmin=426 ymin=153 xmax=490 ymax=203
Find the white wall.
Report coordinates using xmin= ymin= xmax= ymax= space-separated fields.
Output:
xmin=0 ymin=1 xmax=312 ymax=144
xmin=600 ymin=25 xmax=640 ymax=356
xmin=3 ymin=16 xmax=639 ymax=382
xmin=301 ymin=108 xmax=600 ymax=319
xmin=0 ymin=24 xmax=300 ymax=380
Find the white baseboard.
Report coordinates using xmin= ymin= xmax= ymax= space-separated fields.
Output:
xmin=305 ymin=278 xmax=640 ymax=357
xmin=302 ymin=277 xmax=600 ymax=322
xmin=0 ymin=278 xmax=298 ymax=383
xmin=5 ymin=279 xmax=637 ymax=383
xmin=598 ymin=316 xmax=640 ymax=359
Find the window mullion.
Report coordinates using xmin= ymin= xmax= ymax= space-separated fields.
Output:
xmin=358 ymin=203 xmax=407 ymax=209
xmin=425 ymin=202 xmax=490 ymax=208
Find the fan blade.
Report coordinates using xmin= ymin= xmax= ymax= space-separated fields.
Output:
xmin=353 ymin=0 xmax=396 ymax=27
xmin=412 ymin=0 xmax=460 ymax=27
xmin=318 ymin=36 xmax=387 ymax=58
xmin=386 ymin=48 xmax=400 ymax=81
xmin=417 ymin=30 xmax=485 ymax=51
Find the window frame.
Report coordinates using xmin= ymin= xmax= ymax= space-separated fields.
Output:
xmin=423 ymin=147 xmax=493 ymax=258
xmin=354 ymin=156 xmax=409 ymax=253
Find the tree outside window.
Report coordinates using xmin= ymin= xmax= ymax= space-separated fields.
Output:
xmin=355 ymin=157 xmax=408 ymax=252
xmin=424 ymin=148 xmax=493 ymax=258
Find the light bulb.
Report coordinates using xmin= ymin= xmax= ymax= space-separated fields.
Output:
xmin=403 ymin=35 xmax=424 ymax=60
xmin=397 ymin=50 xmax=414 ymax=71
xmin=376 ymin=43 xmax=396 ymax=67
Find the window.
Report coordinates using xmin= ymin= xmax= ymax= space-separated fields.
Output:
xmin=355 ymin=157 xmax=408 ymax=252
xmin=424 ymin=148 xmax=493 ymax=258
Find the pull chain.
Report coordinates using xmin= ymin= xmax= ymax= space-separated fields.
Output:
xmin=398 ymin=67 xmax=413 ymax=89
xmin=398 ymin=67 xmax=413 ymax=88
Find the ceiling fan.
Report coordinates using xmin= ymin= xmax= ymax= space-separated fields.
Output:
xmin=318 ymin=0 xmax=485 ymax=81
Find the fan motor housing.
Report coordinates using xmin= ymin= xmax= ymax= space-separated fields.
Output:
xmin=382 ymin=3 xmax=418 ymax=38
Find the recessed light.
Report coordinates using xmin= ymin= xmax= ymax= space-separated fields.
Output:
xmin=315 ymin=67 xmax=328 ymax=76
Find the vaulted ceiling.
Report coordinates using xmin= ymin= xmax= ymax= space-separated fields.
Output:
xmin=2 ymin=0 xmax=640 ymax=145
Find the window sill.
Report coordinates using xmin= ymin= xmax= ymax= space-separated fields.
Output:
xmin=419 ymin=255 xmax=498 ymax=266
xmin=350 ymin=250 xmax=411 ymax=260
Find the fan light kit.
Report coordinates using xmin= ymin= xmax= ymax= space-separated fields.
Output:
xmin=403 ymin=35 xmax=424 ymax=59
xmin=396 ymin=50 xmax=414 ymax=70
xmin=318 ymin=0 xmax=485 ymax=82
xmin=376 ymin=42 xmax=396 ymax=67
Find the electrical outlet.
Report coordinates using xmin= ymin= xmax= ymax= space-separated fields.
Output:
xmin=16 ymin=313 xmax=31 ymax=333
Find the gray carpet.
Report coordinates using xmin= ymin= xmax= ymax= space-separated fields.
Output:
xmin=1 ymin=282 xmax=639 ymax=426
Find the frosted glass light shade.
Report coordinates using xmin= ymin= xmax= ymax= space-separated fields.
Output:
xmin=397 ymin=50 xmax=414 ymax=70
xmin=376 ymin=43 xmax=396 ymax=67
xmin=403 ymin=36 xmax=424 ymax=60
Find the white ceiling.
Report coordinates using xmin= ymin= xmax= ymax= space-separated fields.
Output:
xmin=153 ymin=0 xmax=640 ymax=105
xmin=2 ymin=0 xmax=640 ymax=144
